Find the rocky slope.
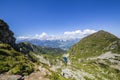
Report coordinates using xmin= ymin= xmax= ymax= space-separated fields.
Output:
xmin=65 ymin=30 xmax=120 ymax=80
xmin=0 ymin=19 xmax=36 ymax=80
xmin=0 ymin=19 xmax=16 ymax=47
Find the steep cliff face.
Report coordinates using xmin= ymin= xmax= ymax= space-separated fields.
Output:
xmin=0 ymin=19 xmax=16 ymax=46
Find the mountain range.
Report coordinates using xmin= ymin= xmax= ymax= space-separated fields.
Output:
xmin=17 ymin=39 xmax=80 ymax=50
xmin=0 ymin=19 xmax=120 ymax=80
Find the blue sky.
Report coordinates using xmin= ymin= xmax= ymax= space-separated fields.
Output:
xmin=0 ymin=0 xmax=120 ymax=39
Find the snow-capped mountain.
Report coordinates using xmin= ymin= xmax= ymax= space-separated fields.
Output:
xmin=17 ymin=39 xmax=80 ymax=50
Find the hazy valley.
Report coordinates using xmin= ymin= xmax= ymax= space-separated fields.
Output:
xmin=17 ymin=39 xmax=80 ymax=50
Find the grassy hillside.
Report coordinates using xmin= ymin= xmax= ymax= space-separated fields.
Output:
xmin=71 ymin=57 xmax=120 ymax=80
xmin=104 ymin=40 xmax=120 ymax=53
xmin=17 ymin=42 xmax=65 ymax=60
xmin=64 ymin=30 xmax=120 ymax=80
xmin=69 ymin=30 xmax=119 ymax=60
xmin=0 ymin=43 xmax=34 ymax=75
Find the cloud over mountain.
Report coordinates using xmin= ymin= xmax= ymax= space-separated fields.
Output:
xmin=17 ymin=29 xmax=97 ymax=41
xmin=64 ymin=29 xmax=96 ymax=35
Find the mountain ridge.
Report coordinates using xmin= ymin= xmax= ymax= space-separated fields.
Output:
xmin=69 ymin=30 xmax=120 ymax=59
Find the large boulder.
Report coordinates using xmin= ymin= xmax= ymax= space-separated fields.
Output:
xmin=0 ymin=19 xmax=16 ymax=46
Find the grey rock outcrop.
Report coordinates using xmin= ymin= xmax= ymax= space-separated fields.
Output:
xmin=0 ymin=19 xmax=16 ymax=46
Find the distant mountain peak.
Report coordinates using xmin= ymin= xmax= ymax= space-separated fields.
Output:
xmin=69 ymin=30 xmax=119 ymax=59
xmin=97 ymin=30 xmax=106 ymax=32
xmin=96 ymin=30 xmax=112 ymax=34
xmin=85 ymin=30 xmax=118 ymax=39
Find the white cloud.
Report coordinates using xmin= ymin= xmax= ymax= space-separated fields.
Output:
xmin=64 ymin=30 xmax=82 ymax=35
xmin=17 ymin=29 xmax=97 ymax=41
xmin=63 ymin=29 xmax=96 ymax=39
xmin=35 ymin=32 xmax=47 ymax=38
xmin=64 ymin=29 xmax=96 ymax=35
xmin=34 ymin=32 xmax=48 ymax=40
xmin=83 ymin=29 xmax=96 ymax=35
xmin=17 ymin=36 xmax=30 ymax=39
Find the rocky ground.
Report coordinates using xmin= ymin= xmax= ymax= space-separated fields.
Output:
xmin=24 ymin=66 xmax=51 ymax=80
